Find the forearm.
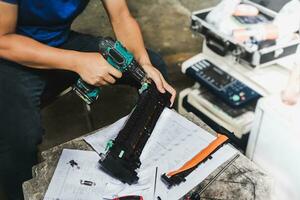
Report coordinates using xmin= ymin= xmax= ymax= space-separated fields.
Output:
xmin=102 ymin=0 xmax=176 ymax=102
xmin=111 ymin=16 xmax=151 ymax=66
xmin=0 ymin=33 xmax=79 ymax=71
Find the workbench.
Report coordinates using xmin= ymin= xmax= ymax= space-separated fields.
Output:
xmin=23 ymin=113 xmax=273 ymax=200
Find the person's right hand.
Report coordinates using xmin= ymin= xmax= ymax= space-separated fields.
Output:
xmin=73 ymin=52 xmax=122 ymax=86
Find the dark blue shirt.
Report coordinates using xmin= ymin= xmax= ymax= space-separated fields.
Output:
xmin=3 ymin=0 xmax=89 ymax=46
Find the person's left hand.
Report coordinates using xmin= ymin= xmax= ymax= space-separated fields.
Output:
xmin=281 ymin=65 xmax=300 ymax=106
xmin=142 ymin=64 xmax=176 ymax=106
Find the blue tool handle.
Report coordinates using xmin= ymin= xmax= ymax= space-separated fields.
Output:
xmin=73 ymin=38 xmax=126 ymax=104
xmin=73 ymin=79 xmax=100 ymax=105
xmin=73 ymin=37 xmax=145 ymax=104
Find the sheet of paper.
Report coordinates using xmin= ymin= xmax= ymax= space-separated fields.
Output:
xmin=43 ymin=149 xmax=155 ymax=200
xmin=84 ymin=115 xmax=129 ymax=154
xmin=84 ymin=108 xmax=237 ymax=200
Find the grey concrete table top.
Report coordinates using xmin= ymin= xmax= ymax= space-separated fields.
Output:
xmin=23 ymin=113 xmax=273 ymax=200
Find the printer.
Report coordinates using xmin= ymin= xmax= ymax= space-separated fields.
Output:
xmin=179 ymin=0 xmax=299 ymax=151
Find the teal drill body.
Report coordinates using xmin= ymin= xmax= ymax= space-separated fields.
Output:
xmin=106 ymin=41 xmax=134 ymax=72
xmin=73 ymin=38 xmax=148 ymax=104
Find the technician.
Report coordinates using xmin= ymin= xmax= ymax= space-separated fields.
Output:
xmin=0 ymin=1 xmax=176 ymax=199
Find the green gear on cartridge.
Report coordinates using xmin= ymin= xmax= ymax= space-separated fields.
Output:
xmin=139 ymin=82 xmax=149 ymax=94
xmin=105 ymin=140 xmax=114 ymax=151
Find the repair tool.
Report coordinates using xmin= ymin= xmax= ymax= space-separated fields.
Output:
xmin=153 ymin=167 xmax=158 ymax=200
xmin=161 ymin=134 xmax=229 ymax=188
xmin=73 ymin=37 xmax=150 ymax=104
xmin=191 ymin=4 xmax=300 ymax=68
xmin=185 ymin=192 xmax=200 ymax=200
xmin=112 ymin=195 xmax=143 ymax=200
xmin=182 ymin=154 xmax=240 ymax=200
xmin=198 ymin=154 xmax=240 ymax=196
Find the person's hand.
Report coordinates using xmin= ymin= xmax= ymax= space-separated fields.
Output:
xmin=142 ymin=64 xmax=176 ymax=106
xmin=281 ymin=65 xmax=300 ymax=106
xmin=73 ymin=52 xmax=122 ymax=86
xmin=281 ymin=89 xmax=300 ymax=106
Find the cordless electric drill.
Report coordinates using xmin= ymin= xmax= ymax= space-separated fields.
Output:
xmin=73 ymin=37 xmax=150 ymax=104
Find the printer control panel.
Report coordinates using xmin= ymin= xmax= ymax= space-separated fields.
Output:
xmin=185 ymin=59 xmax=261 ymax=107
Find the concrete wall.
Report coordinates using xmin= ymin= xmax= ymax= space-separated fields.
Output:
xmin=72 ymin=0 xmax=219 ymax=55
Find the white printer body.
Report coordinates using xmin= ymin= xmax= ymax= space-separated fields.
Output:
xmin=178 ymin=46 xmax=293 ymax=148
xmin=178 ymin=0 xmax=299 ymax=150
xmin=246 ymin=96 xmax=300 ymax=200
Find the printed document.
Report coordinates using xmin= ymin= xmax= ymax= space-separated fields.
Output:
xmin=45 ymin=109 xmax=237 ymax=199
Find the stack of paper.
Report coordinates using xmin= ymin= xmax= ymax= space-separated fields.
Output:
xmin=44 ymin=109 xmax=237 ymax=200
